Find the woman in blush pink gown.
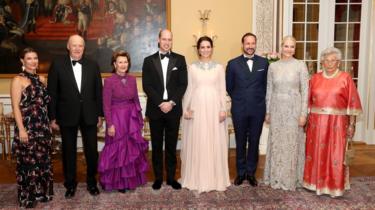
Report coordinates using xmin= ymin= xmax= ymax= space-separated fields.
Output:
xmin=180 ymin=36 xmax=230 ymax=193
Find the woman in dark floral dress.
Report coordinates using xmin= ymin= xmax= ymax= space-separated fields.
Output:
xmin=10 ymin=48 xmax=53 ymax=208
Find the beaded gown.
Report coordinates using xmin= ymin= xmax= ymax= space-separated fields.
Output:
xmin=263 ymin=58 xmax=309 ymax=190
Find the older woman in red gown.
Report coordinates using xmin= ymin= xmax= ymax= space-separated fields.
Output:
xmin=303 ymin=47 xmax=362 ymax=197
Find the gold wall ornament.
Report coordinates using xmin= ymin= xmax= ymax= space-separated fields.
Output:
xmin=193 ymin=9 xmax=218 ymax=47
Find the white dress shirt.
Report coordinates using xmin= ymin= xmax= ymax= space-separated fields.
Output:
xmin=160 ymin=51 xmax=169 ymax=100
xmin=244 ymin=54 xmax=254 ymax=72
xmin=71 ymin=58 xmax=82 ymax=93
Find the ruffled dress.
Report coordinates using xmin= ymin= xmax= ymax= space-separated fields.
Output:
xmin=98 ymin=74 xmax=149 ymax=190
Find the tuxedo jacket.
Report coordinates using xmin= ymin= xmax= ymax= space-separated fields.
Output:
xmin=47 ymin=55 xmax=103 ymax=126
xmin=142 ymin=51 xmax=188 ymax=119
xmin=226 ymin=54 xmax=269 ymax=117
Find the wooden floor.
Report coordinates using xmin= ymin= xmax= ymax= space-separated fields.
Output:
xmin=1 ymin=143 xmax=375 ymax=184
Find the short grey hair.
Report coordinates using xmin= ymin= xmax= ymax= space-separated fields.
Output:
xmin=320 ymin=47 xmax=342 ymax=62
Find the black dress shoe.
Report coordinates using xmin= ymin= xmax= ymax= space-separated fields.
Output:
xmin=152 ymin=180 xmax=162 ymax=190
xmin=234 ymin=175 xmax=246 ymax=186
xmin=247 ymin=175 xmax=258 ymax=187
xmin=65 ymin=188 xmax=76 ymax=199
xmin=166 ymin=180 xmax=182 ymax=190
xmin=118 ymin=189 xmax=127 ymax=193
xmin=87 ymin=186 xmax=100 ymax=196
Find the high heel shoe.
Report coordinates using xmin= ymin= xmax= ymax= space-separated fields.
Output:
xmin=36 ymin=195 xmax=53 ymax=203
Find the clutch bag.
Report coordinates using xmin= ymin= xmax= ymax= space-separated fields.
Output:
xmin=344 ymin=137 xmax=355 ymax=166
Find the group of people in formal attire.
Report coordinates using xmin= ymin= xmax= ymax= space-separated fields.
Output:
xmin=10 ymin=29 xmax=362 ymax=208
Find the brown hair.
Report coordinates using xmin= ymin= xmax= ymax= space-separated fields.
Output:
xmin=20 ymin=47 xmax=38 ymax=59
xmin=111 ymin=51 xmax=131 ymax=73
xmin=196 ymin=36 xmax=213 ymax=50
xmin=241 ymin=32 xmax=257 ymax=43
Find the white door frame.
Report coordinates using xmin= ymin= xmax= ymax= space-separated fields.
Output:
xmin=283 ymin=0 xmax=373 ymax=143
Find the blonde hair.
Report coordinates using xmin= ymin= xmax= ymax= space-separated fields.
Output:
xmin=281 ymin=35 xmax=296 ymax=47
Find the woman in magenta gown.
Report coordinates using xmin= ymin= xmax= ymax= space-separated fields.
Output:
xmin=98 ymin=51 xmax=148 ymax=192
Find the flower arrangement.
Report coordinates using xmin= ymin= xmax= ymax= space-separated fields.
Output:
xmin=262 ymin=52 xmax=280 ymax=64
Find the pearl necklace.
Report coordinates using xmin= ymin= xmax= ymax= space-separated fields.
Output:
xmin=323 ymin=69 xmax=340 ymax=79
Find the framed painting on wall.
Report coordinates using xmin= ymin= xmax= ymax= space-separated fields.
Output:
xmin=0 ymin=0 xmax=171 ymax=77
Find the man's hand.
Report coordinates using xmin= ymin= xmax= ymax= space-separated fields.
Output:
xmin=159 ymin=102 xmax=173 ymax=113
xmin=97 ymin=117 xmax=103 ymax=128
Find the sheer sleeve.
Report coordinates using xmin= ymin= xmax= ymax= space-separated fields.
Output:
xmin=182 ymin=65 xmax=194 ymax=112
xmin=299 ymin=61 xmax=309 ymax=117
xmin=345 ymin=73 xmax=362 ymax=115
xmin=218 ymin=64 xmax=227 ymax=112
xmin=266 ymin=63 xmax=274 ymax=114
xmin=103 ymin=78 xmax=113 ymax=127
xmin=307 ymin=74 xmax=316 ymax=113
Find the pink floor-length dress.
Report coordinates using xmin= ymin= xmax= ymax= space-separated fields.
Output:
xmin=180 ymin=61 xmax=230 ymax=193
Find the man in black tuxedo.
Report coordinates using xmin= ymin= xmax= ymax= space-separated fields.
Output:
xmin=48 ymin=34 xmax=103 ymax=198
xmin=142 ymin=29 xmax=187 ymax=190
xmin=226 ymin=33 xmax=269 ymax=187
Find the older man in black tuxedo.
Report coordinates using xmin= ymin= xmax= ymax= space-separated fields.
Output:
xmin=48 ymin=34 xmax=103 ymax=198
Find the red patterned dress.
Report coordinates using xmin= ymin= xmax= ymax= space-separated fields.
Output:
xmin=12 ymin=71 xmax=53 ymax=207
xmin=303 ymin=71 xmax=362 ymax=197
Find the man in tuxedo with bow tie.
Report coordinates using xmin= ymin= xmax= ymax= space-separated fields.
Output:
xmin=47 ymin=34 xmax=103 ymax=198
xmin=142 ymin=29 xmax=187 ymax=190
xmin=226 ymin=33 xmax=269 ymax=187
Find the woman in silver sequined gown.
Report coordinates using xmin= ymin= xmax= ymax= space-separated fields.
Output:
xmin=263 ymin=36 xmax=309 ymax=191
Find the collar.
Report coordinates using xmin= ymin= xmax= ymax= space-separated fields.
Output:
xmin=243 ymin=54 xmax=254 ymax=59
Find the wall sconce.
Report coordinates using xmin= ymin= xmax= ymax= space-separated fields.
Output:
xmin=193 ymin=9 xmax=218 ymax=46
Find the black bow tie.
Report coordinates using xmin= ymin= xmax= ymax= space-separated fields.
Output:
xmin=72 ymin=59 xmax=83 ymax=66
xmin=160 ymin=52 xmax=171 ymax=60
xmin=244 ymin=56 xmax=254 ymax=62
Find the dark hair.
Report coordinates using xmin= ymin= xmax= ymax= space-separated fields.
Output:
xmin=241 ymin=32 xmax=257 ymax=43
xmin=196 ymin=36 xmax=213 ymax=50
xmin=20 ymin=47 xmax=38 ymax=59
xmin=111 ymin=51 xmax=131 ymax=73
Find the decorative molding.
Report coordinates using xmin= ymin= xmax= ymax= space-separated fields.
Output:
xmin=253 ymin=0 xmax=275 ymax=55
